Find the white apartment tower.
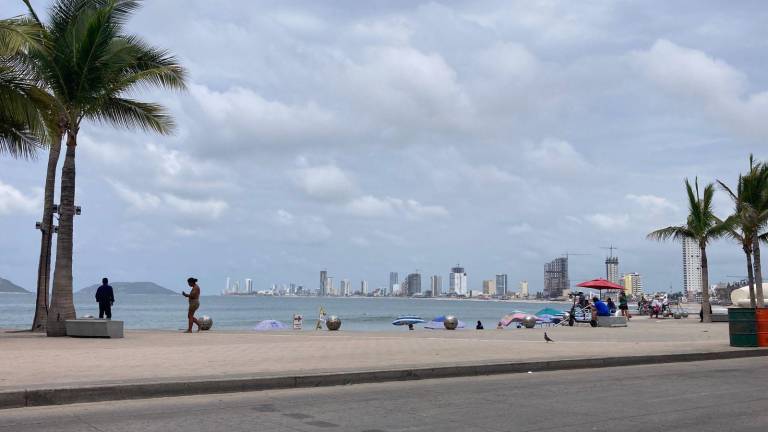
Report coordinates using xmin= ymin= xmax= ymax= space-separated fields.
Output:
xmin=682 ymin=237 xmax=702 ymax=300
xmin=449 ymin=266 xmax=468 ymax=296
xmin=360 ymin=280 xmax=368 ymax=296
xmin=430 ymin=275 xmax=442 ymax=297
xmin=519 ymin=280 xmax=529 ymax=298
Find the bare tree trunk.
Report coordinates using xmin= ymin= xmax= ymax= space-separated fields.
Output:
xmin=31 ymin=133 xmax=62 ymax=332
xmin=753 ymin=236 xmax=765 ymax=307
xmin=701 ymin=244 xmax=711 ymax=323
xmin=745 ymin=245 xmax=756 ymax=309
xmin=47 ymin=132 xmax=77 ymax=337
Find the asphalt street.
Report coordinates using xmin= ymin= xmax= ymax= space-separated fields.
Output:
xmin=1 ymin=357 xmax=766 ymax=432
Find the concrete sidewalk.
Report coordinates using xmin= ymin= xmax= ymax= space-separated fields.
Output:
xmin=1 ymin=319 xmax=765 ymax=408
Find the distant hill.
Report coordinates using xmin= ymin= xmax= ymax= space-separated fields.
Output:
xmin=0 ymin=277 xmax=31 ymax=293
xmin=78 ymin=282 xmax=177 ymax=296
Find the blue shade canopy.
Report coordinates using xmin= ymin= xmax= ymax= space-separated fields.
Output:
xmin=253 ymin=320 xmax=289 ymax=330
xmin=536 ymin=308 xmax=565 ymax=316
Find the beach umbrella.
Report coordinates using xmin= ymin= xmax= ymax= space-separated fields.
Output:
xmin=576 ymin=278 xmax=623 ymax=291
xmin=392 ymin=316 xmax=426 ymax=326
xmin=253 ymin=320 xmax=288 ymax=331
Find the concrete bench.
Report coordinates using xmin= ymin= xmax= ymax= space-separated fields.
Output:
xmin=711 ymin=314 xmax=728 ymax=322
xmin=66 ymin=319 xmax=124 ymax=338
xmin=597 ymin=316 xmax=628 ymax=327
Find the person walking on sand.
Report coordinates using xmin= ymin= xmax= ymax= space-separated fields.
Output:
xmin=95 ymin=278 xmax=114 ymax=319
xmin=182 ymin=277 xmax=201 ymax=332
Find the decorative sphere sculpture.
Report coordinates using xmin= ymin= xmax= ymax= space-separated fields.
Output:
xmin=673 ymin=312 xmax=682 ymax=319
xmin=326 ymin=315 xmax=341 ymax=331
xmin=443 ymin=315 xmax=458 ymax=330
xmin=561 ymin=311 xmax=571 ymax=323
xmin=681 ymin=311 xmax=689 ymax=318
xmin=523 ymin=315 xmax=537 ymax=328
xmin=199 ymin=315 xmax=213 ymax=331
xmin=662 ymin=310 xmax=671 ymax=318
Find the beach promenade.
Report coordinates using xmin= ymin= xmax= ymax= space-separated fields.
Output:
xmin=1 ymin=318 xmax=766 ymax=408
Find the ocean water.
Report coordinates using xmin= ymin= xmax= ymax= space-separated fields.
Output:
xmin=0 ymin=293 xmax=568 ymax=331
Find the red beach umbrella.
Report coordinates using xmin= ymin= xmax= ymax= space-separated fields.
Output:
xmin=576 ymin=278 xmax=623 ymax=291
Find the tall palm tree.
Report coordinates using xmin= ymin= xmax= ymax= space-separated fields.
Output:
xmin=0 ymin=12 xmax=59 ymax=331
xmin=647 ymin=179 xmax=725 ymax=323
xmin=18 ymin=0 xmax=186 ymax=336
xmin=718 ymin=156 xmax=768 ymax=308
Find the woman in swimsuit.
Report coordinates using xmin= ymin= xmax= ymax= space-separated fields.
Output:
xmin=182 ymin=277 xmax=201 ymax=332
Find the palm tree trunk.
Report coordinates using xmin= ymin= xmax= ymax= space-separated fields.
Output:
xmin=753 ymin=235 xmax=765 ymax=307
xmin=700 ymin=244 xmax=712 ymax=323
xmin=46 ymin=131 xmax=77 ymax=337
xmin=745 ymin=245 xmax=756 ymax=309
xmin=31 ymin=134 xmax=62 ymax=332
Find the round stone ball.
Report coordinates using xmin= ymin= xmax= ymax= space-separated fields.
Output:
xmin=673 ymin=312 xmax=682 ymax=319
xmin=443 ymin=315 xmax=458 ymax=330
xmin=663 ymin=310 xmax=671 ymax=318
xmin=681 ymin=311 xmax=689 ymax=318
xmin=326 ymin=315 xmax=342 ymax=331
xmin=561 ymin=311 xmax=571 ymax=322
xmin=199 ymin=315 xmax=213 ymax=331
xmin=523 ymin=315 xmax=537 ymax=328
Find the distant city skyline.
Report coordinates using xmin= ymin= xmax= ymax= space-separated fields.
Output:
xmin=1 ymin=1 xmax=763 ymax=295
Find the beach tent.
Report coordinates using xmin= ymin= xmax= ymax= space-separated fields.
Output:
xmin=424 ymin=315 xmax=466 ymax=329
xmin=253 ymin=320 xmax=289 ymax=331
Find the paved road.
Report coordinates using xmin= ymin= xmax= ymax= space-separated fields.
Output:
xmin=1 ymin=357 xmax=766 ymax=432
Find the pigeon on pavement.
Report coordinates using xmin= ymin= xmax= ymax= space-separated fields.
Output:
xmin=544 ymin=332 xmax=554 ymax=343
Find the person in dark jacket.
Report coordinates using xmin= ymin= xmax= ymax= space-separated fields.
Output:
xmin=95 ymin=278 xmax=115 ymax=319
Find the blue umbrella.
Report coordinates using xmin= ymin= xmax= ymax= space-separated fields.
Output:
xmin=392 ymin=316 xmax=426 ymax=326
xmin=254 ymin=320 xmax=289 ymax=331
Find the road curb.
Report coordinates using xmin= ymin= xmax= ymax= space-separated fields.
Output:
xmin=2 ymin=348 xmax=766 ymax=409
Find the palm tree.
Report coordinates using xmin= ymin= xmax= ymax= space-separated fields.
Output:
xmin=0 ymin=16 xmax=47 ymax=159
xmin=1 ymin=14 xmax=59 ymax=331
xmin=647 ymin=179 xmax=725 ymax=323
xmin=718 ymin=156 xmax=768 ymax=308
xmin=17 ymin=0 xmax=186 ymax=336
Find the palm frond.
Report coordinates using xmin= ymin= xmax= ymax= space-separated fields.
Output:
xmin=90 ymin=96 xmax=174 ymax=134
xmin=646 ymin=226 xmax=692 ymax=242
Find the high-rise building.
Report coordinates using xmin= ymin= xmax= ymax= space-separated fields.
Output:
xmin=430 ymin=275 xmax=442 ymax=297
xmin=544 ymin=257 xmax=569 ymax=298
xmin=225 ymin=277 xmax=231 ymax=294
xmin=320 ymin=270 xmax=328 ymax=296
xmin=326 ymin=276 xmax=334 ymax=296
xmin=519 ymin=280 xmax=529 ymax=298
xmin=683 ymin=237 xmax=702 ymax=301
xmin=361 ymin=280 xmax=368 ymax=296
xmin=621 ymin=273 xmax=643 ymax=297
xmin=340 ymin=279 xmax=351 ymax=296
xmin=482 ymin=279 xmax=495 ymax=295
xmin=449 ymin=266 xmax=468 ymax=296
xmin=389 ymin=272 xmax=399 ymax=296
xmin=245 ymin=278 xmax=253 ymax=294
xmin=605 ymin=256 xmax=619 ymax=285
xmin=495 ymin=274 xmax=508 ymax=297
xmin=406 ymin=273 xmax=421 ymax=296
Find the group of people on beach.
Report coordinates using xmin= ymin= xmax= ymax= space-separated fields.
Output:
xmin=92 ymin=277 xmax=203 ymax=333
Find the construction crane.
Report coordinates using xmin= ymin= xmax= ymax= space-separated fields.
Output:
xmin=562 ymin=251 xmax=592 ymax=259
xmin=601 ymin=245 xmax=619 ymax=258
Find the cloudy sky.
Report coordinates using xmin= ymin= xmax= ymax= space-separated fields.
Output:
xmin=1 ymin=0 xmax=767 ymax=294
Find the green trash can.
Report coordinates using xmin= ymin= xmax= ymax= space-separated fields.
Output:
xmin=728 ymin=307 xmax=757 ymax=347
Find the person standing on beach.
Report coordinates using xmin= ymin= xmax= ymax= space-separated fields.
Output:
xmin=95 ymin=278 xmax=115 ymax=319
xmin=182 ymin=277 xmax=201 ymax=332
